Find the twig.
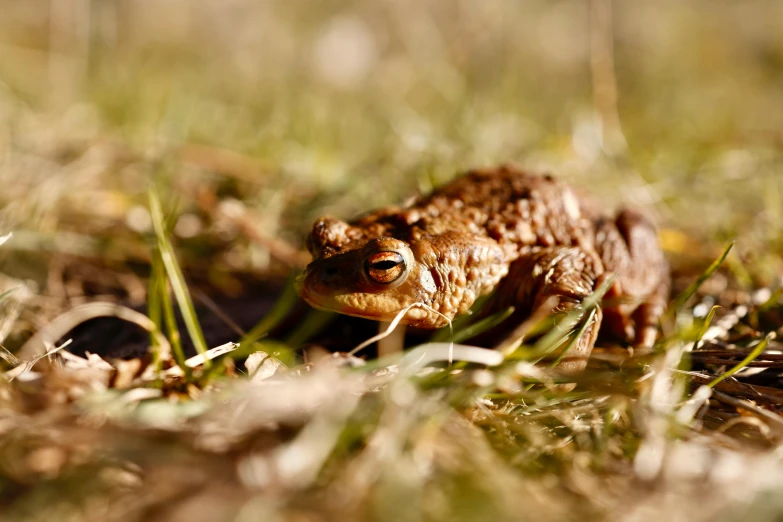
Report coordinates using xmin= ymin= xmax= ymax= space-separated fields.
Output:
xmin=711 ymin=389 xmax=783 ymax=430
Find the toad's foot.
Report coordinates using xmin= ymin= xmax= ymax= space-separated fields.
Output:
xmin=495 ymin=246 xmax=604 ymax=374
xmin=596 ymin=208 xmax=670 ymax=352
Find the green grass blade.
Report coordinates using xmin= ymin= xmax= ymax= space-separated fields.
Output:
xmin=549 ymin=308 xmax=597 ymax=368
xmin=725 ymin=254 xmax=754 ymax=291
xmin=149 ymin=189 xmax=210 ymax=368
xmin=442 ymin=306 xmax=515 ymax=344
xmin=239 ymin=274 xmax=300 ymax=351
xmin=525 ymin=275 xmax=614 ymax=362
xmin=707 ymin=333 xmax=774 ymax=388
xmin=430 ymin=294 xmax=493 ymax=342
xmin=147 ymin=250 xmax=163 ymax=334
xmin=147 ymin=248 xmax=165 ymax=376
xmin=0 ymin=287 xmax=19 ymax=304
xmin=695 ymin=305 xmax=721 ymax=343
xmin=670 ymin=242 xmax=734 ymax=314
xmin=151 ymin=248 xmax=188 ymax=376
xmin=285 ymin=309 xmax=335 ymax=348
xmin=758 ymin=288 xmax=783 ymax=313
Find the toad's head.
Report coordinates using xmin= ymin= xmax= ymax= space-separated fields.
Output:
xmin=297 ymin=216 xmax=446 ymax=328
xmin=298 ymin=215 xmax=510 ymax=329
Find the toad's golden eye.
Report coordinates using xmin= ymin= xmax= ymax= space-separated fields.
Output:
xmin=365 ymin=251 xmax=406 ymax=284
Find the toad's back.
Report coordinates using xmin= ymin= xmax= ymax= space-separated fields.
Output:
xmin=405 ymin=167 xmax=595 ymax=250
xmin=330 ymin=167 xmax=596 ymax=261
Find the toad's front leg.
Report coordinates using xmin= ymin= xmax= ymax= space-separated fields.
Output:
xmin=496 ymin=247 xmax=605 ymax=374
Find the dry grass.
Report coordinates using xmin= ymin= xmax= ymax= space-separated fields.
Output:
xmin=1 ymin=1 xmax=783 ymax=521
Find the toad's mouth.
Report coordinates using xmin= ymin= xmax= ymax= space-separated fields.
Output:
xmin=299 ymin=285 xmax=449 ymax=330
xmin=299 ymin=274 xmax=431 ymax=328
xmin=297 ymin=257 xmax=448 ymax=329
xmin=297 ymin=268 xmax=386 ymax=320
xmin=299 ymin=289 xmax=380 ymax=320
xmin=299 ymin=284 xmax=400 ymax=322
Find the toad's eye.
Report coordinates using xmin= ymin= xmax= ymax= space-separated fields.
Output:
xmin=365 ymin=251 xmax=406 ymax=284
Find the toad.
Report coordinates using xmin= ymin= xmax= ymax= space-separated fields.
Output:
xmin=298 ymin=166 xmax=669 ymax=372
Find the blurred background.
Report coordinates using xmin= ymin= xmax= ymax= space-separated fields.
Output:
xmin=3 ymin=4 xmax=783 ymax=521
xmin=0 ymin=0 xmax=782 ymax=333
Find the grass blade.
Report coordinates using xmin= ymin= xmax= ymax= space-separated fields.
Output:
xmin=525 ymin=275 xmax=614 ymax=362
xmin=430 ymin=294 xmax=493 ymax=342
xmin=147 ymin=248 xmax=165 ymax=376
xmin=149 ymin=189 xmax=210 ymax=369
xmin=285 ymin=309 xmax=335 ymax=348
xmin=438 ymin=306 xmax=515 ymax=344
xmin=708 ymin=333 xmax=775 ymax=388
xmin=670 ymin=242 xmax=734 ymax=315
xmin=695 ymin=305 xmax=721 ymax=344
xmin=549 ymin=308 xmax=597 ymax=368
xmin=239 ymin=274 xmax=300 ymax=350
xmin=0 ymin=287 xmax=19 ymax=304
xmin=151 ymin=247 xmax=188 ymax=377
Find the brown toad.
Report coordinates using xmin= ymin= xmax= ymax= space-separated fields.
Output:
xmin=299 ymin=166 xmax=669 ymax=371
